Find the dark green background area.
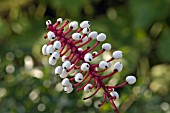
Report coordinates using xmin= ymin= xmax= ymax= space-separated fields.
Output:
xmin=0 ymin=0 xmax=170 ymax=113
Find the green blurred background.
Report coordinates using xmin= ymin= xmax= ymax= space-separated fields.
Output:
xmin=0 ymin=0 xmax=170 ymax=113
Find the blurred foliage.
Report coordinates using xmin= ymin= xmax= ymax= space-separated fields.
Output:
xmin=0 ymin=0 xmax=170 ymax=113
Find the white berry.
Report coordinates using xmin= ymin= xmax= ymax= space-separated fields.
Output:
xmin=48 ymin=56 xmax=57 ymax=65
xmin=62 ymin=61 xmax=71 ymax=70
xmin=64 ymin=84 xmax=73 ymax=93
xmin=42 ymin=44 xmax=48 ymax=55
xmin=69 ymin=21 xmax=78 ymax=30
xmin=46 ymin=45 xmax=54 ymax=55
xmin=60 ymin=69 xmax=68 ymax=78
xmin=57 ymin=18 xmax=62 ymax=24
xmin=72 ymin=33 xmax=82 ymax=40
xmin=84 ymin=84 xmax=92 ymax=92
xmin=80 ymin=21 xmax=90 ymax=28
xmin=55 ymin=66 xmax=62 ymax=75
xmin=82 ymin=27 xmax=90 ymax=34
xmin=62 ymin=78 xmax=71 ymax=87
xmin=81 ymin=63 xmax=90 ymax=71
xmin=47 ymin=31 xmax=55 ymax=41
xmin=88 ymin=31 xmax=98 ymax=40
xmin=102 ymin=43 xmax=111 ymax=51
xmin=75 ymin=73 xmax=83 ymax=83
xmin=53 ymin=41 xmax=61 ymax=50
xmin=51 ymin=52 xmax=60 ymax=60
xmin=97 ymin=33 xmax=106 ymax=42
xmin=84 ymin=53 xmax=93 ymax=62
xmin=99 ymin=61 xmax=109 ymax=69
xmin=62 ymin=56 xmax=67 ymax=62
xmin=112 ymin=50 xmax=123 ymax=59
xmin=126 ymin=76 xmax=136 ymax=84
xmin=46 ymin=20 xmax=52 ymax=26
xmin=113 ymin=62 xmax=123 ymax=72
xmin=110 ymin=91 xmax=119 ymax=99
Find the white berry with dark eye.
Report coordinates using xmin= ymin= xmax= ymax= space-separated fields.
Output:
xmin=72 ymin=33 xmax=82 ymax=40
xmin=64 ymin=84 xmax=73 ymax=93
xmin=110 ymin=91 xmax=119 ymax=99
xmin=62 ymin=78 xmax=71 ymax=87
xmin=99 ymin=61 xmax=109 ymax=69
xmin=46 ymin=20 xmax=52 ymax=26
xmin=88 ymin=31 xmax=98 ymax=40
xmin=82 ymin=27 xmax=90 ymax=34
xmin=57 ymin=18 xmax=62 ymax=24
xmin=112 ymin=50 xmax=123 ymax=59
xmin=60 ymin=69 xmax=69 ymax=78
xmin=55 ymin=66 xmax=62 ymax=75
xmin=42 ymin=44 xmax=48 ymax=55
xmin=84 ymin=84 xmax=92 ymax=92
xmin=48 ymin=56 xmax=57 ymax=65
xmin=113 ymin=62 xmax=123 ymax=72
xmin=75 ymin=73 xmax=83 ymax=83
xmin=84 ymin=53 xmax=93 ymax=62
xmin=51 ymin=52 xmax=60 ymax=60
xmin=102 ymin=43 xmax=111 ymax=51
xmin=47 ymin=31 xmax=55 ymax=41
xmin=80 ymin=21 xmax=91 ymax=28
xmin=69 ymin=21 xmax=78 ymax=30
xmin=97 ymin=33 xmax=106 ymax=42
xmin=81 ymin=63 xmax=90 ymax=71
xmin=46 ymin=45 xmax=54 ymax=55
xmin=53 ymin=41 xmax=61 ymax=50
xmin=62 ymin=61 xmax=71 ymax=70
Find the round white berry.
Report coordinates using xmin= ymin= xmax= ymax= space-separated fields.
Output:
xmin=47 ymin=31 xmax=55 ymax=41
xmin=42 ymin=44 xmax=48 ymax=55
xmin=92 ymin=51 xmax=98 ymax=55
xmin=97 ymin=33 xmax=106 ymax=42
xmin=72 ymin=33 xmax=81 ymax=40
xmin=55 ymin=66 xmax=62 ymax=75
xmin=82 ymin=27 xmax=90 ymax=34
xmin=113 ymin=62 xmax=123 ymax=72
xmin=60 ymin=69 xmax=68 ymax=78
xmin=81 ymin=63 xmax=90 ymax=71
xmin=110 ymin=91 xmax=119 ymax=99
xmin=80 ymin=21 xmax=91 ymax=28
xmin=112 ymin=50 xmax=123 ymax=59
xmin=84 ymin=53 xmax=93 ymax=62
xmin=75 ymin=73 xmax=83 ymax=83
xmin=126 ymin=76 xmax=136 ymax=84
xmin=62 ymin=61 xmax=71 ymax=70
xmin=53 ymin=41 xmax=61 ymax=50
xmin=57 ymin=18 xmax=62 ymax=24
xmin=61 ymin=56 xmax=67 ymax=62
xmin=78 ymin=48 xmax=83 ymax=51
xmin=84 ymin=84 xmax=92 ymax=92
xmin=46 ymin=20 xmax=52 ymax=26
xmin=46 ymin=45 xmax=54 ymax=55
xmin=99 ymin=61 xmax=109 ymax=69
xmin=48 ymin=56 xmax=57 ymax=65
xmin=51 ymin=52 xmax=60 ymax=60
xmin=88 ymin=31 xmax=98 ymax=40
xmin=102 ymin=43 xmax=111 ymax=51
xmin=64 ymin=84 xmax=73 ymax=93
xmin=62 ymin=78 xmax=71 ymax=87
xmin=69 ymin=21 xmax=78 ymax=30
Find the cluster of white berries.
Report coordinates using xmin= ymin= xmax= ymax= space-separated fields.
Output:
xmin=41 ymin=18 xmax=137 ymax=112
